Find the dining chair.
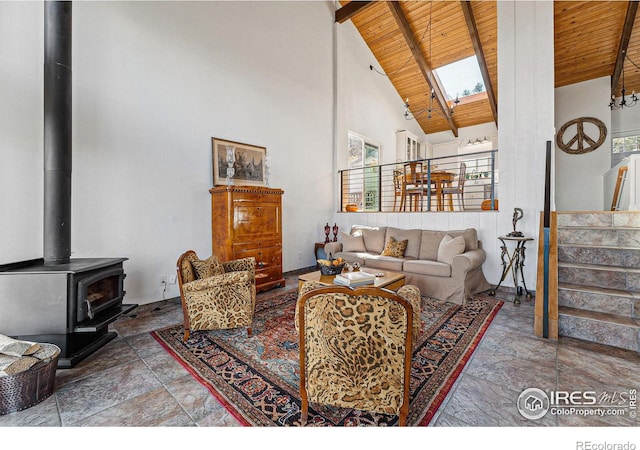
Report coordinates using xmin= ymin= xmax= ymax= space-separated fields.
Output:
xmin=392 ymin=169 xmax=404 ymax=211
xmin=402 ymin=162 xmax=426 ymax=211
xmin=441 ymin=162 xmax=467 ymax=211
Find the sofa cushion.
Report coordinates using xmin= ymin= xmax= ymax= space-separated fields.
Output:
xmin=381 ymin=236 xmax=408 ymax=258
xmin=340 ymin=232 xmax=366 ymax=253
xmin=362 ymin=255 xmax=404 ymax=272
xmin=418 ymin=230 xmax=447 ymax=261
xmin=385 ymin=227 xmax=422 ymax=259
xmin=418 ymin=228 xmax=479 ymax=260
xmin=447 ymin=229 xmax=479 ymax=251
xmin=403 ymin=259 xmax=451 ymax=277
xmin=357 ymin=228 xmax=386 ymax=254
xmin=437 ymin=234 xmax=466 ymax=264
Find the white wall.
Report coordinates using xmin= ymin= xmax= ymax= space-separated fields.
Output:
xmin=0 ymin=2 xmax=44 ymax=264
xmin=1 ymin=1 xmax=337 ymax=305
xmin=494 ymin=0 xmax=555 ymax=289
xmin=555 ymin=76 xmax=612 ymax=211
xmin=426 ymin=122 xmax=497 ymax=149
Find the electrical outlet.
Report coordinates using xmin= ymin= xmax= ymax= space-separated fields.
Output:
xmin=160 ymin=275 xmax=167 ymax=284
xmin=168 ymin=274 xmax=177 ymax=284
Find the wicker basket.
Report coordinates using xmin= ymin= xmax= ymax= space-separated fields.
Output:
xmin=0 ymin=343 xmax=60 ymax=415
xmin=318 ymin=262 xmax=346 ymax=276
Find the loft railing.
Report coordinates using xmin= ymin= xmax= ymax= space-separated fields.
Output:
xmin=339 ymin=149 xmax=498 ymax=213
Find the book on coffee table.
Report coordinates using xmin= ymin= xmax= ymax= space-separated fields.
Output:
xmin=333 ymin=271 xmax=376 ymax=286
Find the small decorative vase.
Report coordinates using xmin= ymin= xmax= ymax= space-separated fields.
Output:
xmin=332 ymin=223 xmax=339 ymax=242
xmin=324 ymin=223 xmax=330 ymax=244
xmin=226 ymin=146 xmax=236 ymax=186
xmin=264 ymin=155 xmax=271 ymax=187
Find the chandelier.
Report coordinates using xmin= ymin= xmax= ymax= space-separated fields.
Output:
xmin=609 ymin=50 xmax=639 ymax=110
xmin=404 ymin=90 xmax=459 ymax=121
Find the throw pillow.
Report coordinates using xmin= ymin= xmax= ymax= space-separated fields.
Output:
xmin=361 ymin=228 xmax=386 ymax=254
xmin=191 ymin=255 xmax=225 ymax=279
xmin=381 ymin=237 xmax=409 ymax=258
xmin=437 ymin=234 xmax=466 ymax=264
xmin=341 ymin=232 xmax=367 ymax=252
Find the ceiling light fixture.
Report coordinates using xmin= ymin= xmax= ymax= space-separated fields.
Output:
xmin=610 ymin=50 xmax=639 ymax=110
xmin=465 ymin=136 xmax=490 ymax=146
xmin=404 ymin=90 xmax=459 ymax=121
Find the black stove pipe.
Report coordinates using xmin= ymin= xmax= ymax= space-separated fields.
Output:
xmin=43 ymin=1 xmax=72 ymax=265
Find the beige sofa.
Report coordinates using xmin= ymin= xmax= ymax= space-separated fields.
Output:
xmin=324 ymin=225 xmax=491 ymax=305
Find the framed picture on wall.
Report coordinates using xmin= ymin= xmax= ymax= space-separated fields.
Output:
xmin=212 ymin=137 xmax=267 ymax=186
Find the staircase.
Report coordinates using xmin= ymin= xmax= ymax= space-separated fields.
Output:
xmin=556 ymin=211 xmax=640 ymax=352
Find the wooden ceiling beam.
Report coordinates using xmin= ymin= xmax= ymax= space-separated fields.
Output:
xmin=460 ymin=1 xmax=497 ymax=125
xmin=335 ymin=1 xmax=375 ymax=24
xmin=611 ymin=0 xmax=638 ymax=91
xmin=386 ymin=1 xmax=458 ymax=137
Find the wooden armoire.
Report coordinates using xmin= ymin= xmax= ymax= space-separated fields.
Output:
xmin=210 ymin=185 xmax=285 ymax=292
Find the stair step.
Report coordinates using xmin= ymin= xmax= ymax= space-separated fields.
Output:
xmin=558 ymin=262 xmax=640 ymax=293
xmin=558 ymin=211 xmax=640 ymax=228
xmin=558 ymin=283 xmax=638 ymax=317
xmin=557 ymin=227 xmax=640 ymax=248
xmin=558 ymin=306 xmax=640 ymax=352
xmin=558 ymin=244 xmax=640 ymax=268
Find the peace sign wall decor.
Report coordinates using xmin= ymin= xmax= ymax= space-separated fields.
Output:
xmin=556 ymin=117 xmax=607 ymax=154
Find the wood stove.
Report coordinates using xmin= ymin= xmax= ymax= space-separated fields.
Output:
xmin=0 ymin=2 xmax=136 ymax=368
xmin=0 ymin=258 xmax=136 ymax=368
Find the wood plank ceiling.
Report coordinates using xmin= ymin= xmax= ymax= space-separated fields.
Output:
xmin=336 ymin=1 xmax=640 ymax=137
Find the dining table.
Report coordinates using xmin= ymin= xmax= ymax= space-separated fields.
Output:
xmin=419 ymin=170 xmax=455 ymax=211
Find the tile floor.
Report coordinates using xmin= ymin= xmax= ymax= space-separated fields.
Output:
xmin=2 ymin=273 xmax=638 ymax=436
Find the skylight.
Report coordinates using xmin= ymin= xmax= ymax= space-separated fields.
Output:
xmin=434 ymin=55 xmax=486 ymax=102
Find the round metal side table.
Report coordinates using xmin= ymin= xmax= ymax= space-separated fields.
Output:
xmin=488 ymin=235 xmax=533 ymax=304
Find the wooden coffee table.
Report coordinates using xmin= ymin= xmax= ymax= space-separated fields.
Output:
xmin=298 ymin=269 xmax=405 ymax=292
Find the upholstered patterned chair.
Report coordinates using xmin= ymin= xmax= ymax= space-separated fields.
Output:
xmin=296 ymin=283 xmax=419 ymax=426
xmin=296 ymin=281 xmax=422 ymax=348
xmin=176 ymin=250 xmax=256 ymax=342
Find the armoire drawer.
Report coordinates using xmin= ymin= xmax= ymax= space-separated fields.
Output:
xmin=255 ymin=266 xmax=283 ymax=286
xmin=233 ymin=246 xmax=281 ymax=269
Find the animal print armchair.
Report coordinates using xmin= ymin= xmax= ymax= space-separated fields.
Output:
xmin=296 ymin=281 xmax=422 ymax=348
xmin=176 ymin=250 xmax=256 ymax=342
xmin=296 ymin=283 xmax=417 ymax=426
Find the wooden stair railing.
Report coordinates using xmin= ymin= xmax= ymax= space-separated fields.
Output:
xmin=534 ymin=211 xmax=558 ymax=339
xmin=535 ymin=140 xmax=558 ymax=339
xmin=610 ymin=165 xmax=628 ymax=211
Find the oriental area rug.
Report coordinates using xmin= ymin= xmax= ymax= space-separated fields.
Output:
xmin=151 ymin=288 xmax=503 ymax=426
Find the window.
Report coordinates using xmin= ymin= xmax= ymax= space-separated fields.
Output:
xmin=347 ymin=131 xmax=381 ymax=212
xmin=612 ymin=134 xmax=640 ymax=166
xmin=434 ymin=55 xmax=486 ymax=103
xmin=612 ymin=135 xmax=640 ymax=153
